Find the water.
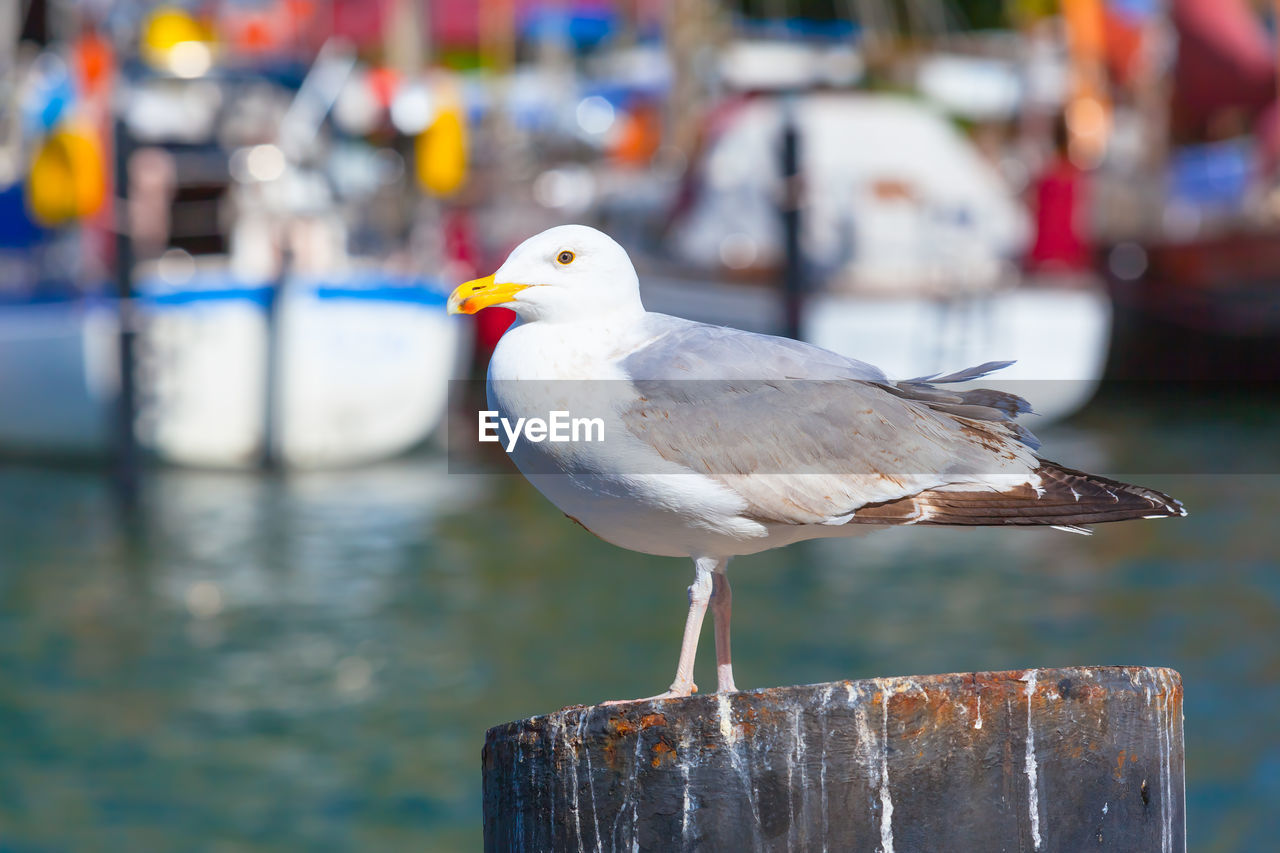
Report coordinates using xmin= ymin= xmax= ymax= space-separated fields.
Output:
xmin=0 ymin=390 xmax=1277 ymax=851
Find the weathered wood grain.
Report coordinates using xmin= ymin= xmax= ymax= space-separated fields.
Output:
xmin=483 ymin=666 xmax=1184 ymax=852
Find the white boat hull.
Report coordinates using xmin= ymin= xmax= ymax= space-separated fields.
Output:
xmin=638 ymin=274 xmax=1111 ymax=423
xmin=0 ymin=301 xmax=118 ymax=456
xmin=0 ymin=272 xmax=465 ymax=468
xmin=803 ymin=286 xmax=1112 ymax=422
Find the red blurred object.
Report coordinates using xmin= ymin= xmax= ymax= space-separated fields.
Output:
xmin=220 ymin=0 xmax=316 ymax=55
xmin=1256 ymin=102 xmax=1280 ymax=178
xmin=323 ymin=0 xmax=490 ymax=49
xmin=432 ymin=0 xmax=482 ymax=46
xmin=444 ymin=207 xmax=480 ymax=273
xmin=1028 ymin=154 xmax=1091 ymax=273
xmin=444 ymin=208 xmax=515 ymax=352
xmin=1171 ymin=0 xmax=1275 ymax=134
xmin=329 ymin=0 xmax=386 ymax=46
xmin=242 ymin=16 xmax=277 ymax=51
xmin=366 ymin=66 xmax=401 ymax=109
xmin=326 ymin=0 xmax=624 ymax=51
xmin=476 ymin=306 xmax=517 ymax=351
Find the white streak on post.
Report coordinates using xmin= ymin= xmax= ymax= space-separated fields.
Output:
xmin=545 ymin=718 xmax=557 ymax=837
xmin=879 ymin=693 xmax=896 ymax=853
xmin=578 ymin=712 xmax=602 ymax=853
xmin=718 ymin=693 xmax=761 ymax=834
xmin=557 ymin=716 xmax=579 ymax=847
xmin=1158 ymin=669 xmax=1173 ymax=853
xmin=820 ymin=684 xmax=833 ymax=852
xmin=631 ymin=730 xmax=644 ymax=849
xmin=718 ymin=693 xmax=736 ymax=745
xmin=1024 ymin=670 xmax=1043 ymax=850
xmin=850 ymin=684 xmax=880 ymax=849
xmin=788 ymin=707 xmax=802 ymax=849
xmin=680 ymin=729 xmax=693 ymax=845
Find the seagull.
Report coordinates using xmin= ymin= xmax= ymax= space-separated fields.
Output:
xmin=447 ymin=224 xmax=1185 ymax=702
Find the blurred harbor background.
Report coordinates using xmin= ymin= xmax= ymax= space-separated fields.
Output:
xmin=1 ymin=0 xmax=1278 ymax=850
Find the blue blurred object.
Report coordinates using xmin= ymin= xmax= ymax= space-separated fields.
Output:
xmin=736 ymin=16 xmax=860 ymax=41
xmin=309 ymin=279 xmax=450 ymax=307
xmin=134 ymin=268 xmax=449 ymax=309
xmin=1167 ymin=139 xmax=1254 ymax=210
xmin=1108 ymin=0 xmax=1161 ymax=20
xmin=582 ymin=81 xmax=661 ymax=110
xmin=21 ymin=54 xmax=76 ymax=134
xmin=520 ymin=3 xmax=618 ymax=49
xmin=0 ymin=183 xmax=46 ymax=250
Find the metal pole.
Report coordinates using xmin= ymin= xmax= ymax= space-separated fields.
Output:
xmin=112 ymin=111 xmax=140 ymax=507
xmin=780 ymin=100 xmax=803 ymax=341
xmin=260 ymin=245 xmax=287 ymax=471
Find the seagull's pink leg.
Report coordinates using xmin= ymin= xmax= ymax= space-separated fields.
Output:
xmin=711 ymin=562 xmax=738 ymax=693
xmin=603 ymin=558 xmax=714 ymax=705
xmin=662 ymin=560 xmax=713 ymax=696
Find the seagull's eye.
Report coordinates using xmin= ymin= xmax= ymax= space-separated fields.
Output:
xmin=556 ymin=250 xmax=576 ymax=265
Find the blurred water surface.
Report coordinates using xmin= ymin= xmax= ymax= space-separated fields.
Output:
xmin=0 ymin=391 xmax=1277 ymax=852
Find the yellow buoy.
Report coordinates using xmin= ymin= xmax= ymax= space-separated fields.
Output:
xmin=141 ymin=7 xmax=213 ymax=76
xmin=416 ymin=105 xmax=467 ymax=197
xmin=27 ymin=125 xmax=107 ymax=226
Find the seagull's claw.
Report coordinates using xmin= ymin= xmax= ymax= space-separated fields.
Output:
xmin=601 ymin=682 xmax=697 ymax=706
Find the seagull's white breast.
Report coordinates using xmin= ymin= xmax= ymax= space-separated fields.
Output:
xmin=487 ymin=319 xmax=773 ymax=559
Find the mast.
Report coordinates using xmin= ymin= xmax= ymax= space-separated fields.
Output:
xmin=664 ymin=0 xmax=726 ymax=156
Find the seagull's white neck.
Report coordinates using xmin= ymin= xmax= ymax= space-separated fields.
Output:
xmin=492 ymin=308 xmax=654 ymax=382
xmin=509 ymin=294 xmax=646 ymax=326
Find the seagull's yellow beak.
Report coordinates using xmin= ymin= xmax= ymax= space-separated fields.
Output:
xmin=447 ymin=274 xmax=531 ymax=315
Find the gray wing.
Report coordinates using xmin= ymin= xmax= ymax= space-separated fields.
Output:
xmin=619 ymin=315 xmax=1042 ymax=525
xmin=622 ymin=314 xmax=890 ymax=382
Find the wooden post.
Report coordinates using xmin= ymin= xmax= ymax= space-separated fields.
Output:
xmin=483 ymin=666 xmax=1184 ymax=852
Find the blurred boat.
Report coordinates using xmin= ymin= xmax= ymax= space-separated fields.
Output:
xmin=0 ymin=267 xmax=464 ymax=468
xmin=137 ymin=263 xmax=464 ymax=468
xmin=625 ymin=93 xmax=1111 ymax=422
xmin=0 ymin=296 xmax=118 ymax=457
xmin=636 ymin=271 xmax=1110 ymax=424
xmin=1103 ymin=229 xmax=1280 ymax=381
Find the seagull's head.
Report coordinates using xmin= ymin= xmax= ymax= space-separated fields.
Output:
xmin=447 ymin=224 xmax=644 ymax=323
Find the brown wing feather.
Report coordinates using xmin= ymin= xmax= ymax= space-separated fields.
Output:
xmin=847 ymin=461 xmax=1186 ymax=527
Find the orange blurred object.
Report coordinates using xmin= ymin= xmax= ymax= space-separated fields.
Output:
xmin=73 ymin=31 xmax=114 ymax=97
xmin=610 ymin=103 xmax=661 ymax=167
xmin=241 ymin=15 xmax=277 ymax=51
xmin=1062 ymin=0 xmax=1112 ymax=167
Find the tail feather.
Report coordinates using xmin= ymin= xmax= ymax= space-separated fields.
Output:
xmin=848 ymin=461 xmax=1186 ymax=528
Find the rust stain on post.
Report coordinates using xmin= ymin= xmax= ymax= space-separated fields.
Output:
xmin=482 ymin=666 xmax=1185 ymax=852
xmin=639 ymin=713 xmax=666 ymax=729
xmin=649 ymin=740 xmax=677 ymax=769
